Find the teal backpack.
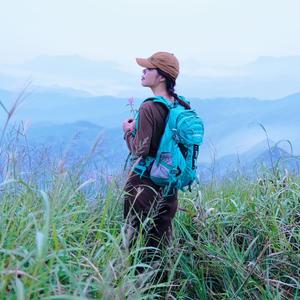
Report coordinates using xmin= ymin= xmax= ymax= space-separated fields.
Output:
xmin=132 ymin=95 xmax=204 ymax=192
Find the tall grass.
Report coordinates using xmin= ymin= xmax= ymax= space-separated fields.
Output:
xmin=173 ymin=173 xmax=300 ymax=299
xmin=0 ymin=93 xmax=299 ymax=299
xmin=1 ymin=152 xmax=299 ymax=299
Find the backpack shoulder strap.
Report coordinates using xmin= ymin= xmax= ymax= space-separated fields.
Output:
xmin=148 ymin=95 xmax=191 ymax=111
xmin=143 ymin=96 xmax=174 ymax=110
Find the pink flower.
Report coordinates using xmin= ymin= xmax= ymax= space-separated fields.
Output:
xmin=128 ymin=97 xmax=134 ymax=106
xmin=127 ymin=97 xmax=138 ymax=118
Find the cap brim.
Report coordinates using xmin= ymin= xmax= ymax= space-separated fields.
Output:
xmin=136 ymin=58 xmax=156 ymax=68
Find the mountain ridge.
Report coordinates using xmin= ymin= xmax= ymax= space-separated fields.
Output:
xmin=1 ymin=54 xmax=300 ymax=98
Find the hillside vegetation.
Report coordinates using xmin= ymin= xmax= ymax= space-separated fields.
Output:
xmin=0 ymin=146 xmax=299 ymax=299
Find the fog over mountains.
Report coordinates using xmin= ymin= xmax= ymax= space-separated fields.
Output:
xmin=1 ymin=54 xmax=300 ymax=99
xmin=1 ymin=88 xmax=299 ymax=168
xmin=0 ymin=55 xmax=299 ymax=173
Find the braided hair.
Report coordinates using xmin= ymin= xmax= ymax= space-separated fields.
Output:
xmin=156 ymin=68 xmax=190 ymax=109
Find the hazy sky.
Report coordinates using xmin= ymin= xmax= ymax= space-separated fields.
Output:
xmin=1 ymin=0 xmax=299 ymax=67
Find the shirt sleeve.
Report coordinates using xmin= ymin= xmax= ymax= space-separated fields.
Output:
xmin=124 ymin=129 xmax=134 ymax=153
xmin=123 ymin=102 xmax=154 ymax=158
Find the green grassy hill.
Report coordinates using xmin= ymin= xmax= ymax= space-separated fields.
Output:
xmin=0 ymin=155 xmax=299 ymax=299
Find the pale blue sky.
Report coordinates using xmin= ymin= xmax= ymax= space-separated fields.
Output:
xmin=0 ymin=0 xmax=299 ymax=67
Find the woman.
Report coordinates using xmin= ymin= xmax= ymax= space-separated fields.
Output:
xmin=122 ymin=52 xmax=189 ymax=259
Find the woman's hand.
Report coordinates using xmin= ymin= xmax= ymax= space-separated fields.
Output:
xmin=122 ymin=118 xmax=136 ymax=133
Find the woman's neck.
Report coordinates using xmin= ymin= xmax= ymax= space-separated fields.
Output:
xmin=151 ymin=85 xmax=174 ymax=102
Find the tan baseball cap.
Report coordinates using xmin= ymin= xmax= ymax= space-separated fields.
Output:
xmin=136 ymin=51 xmax=179 ymax=80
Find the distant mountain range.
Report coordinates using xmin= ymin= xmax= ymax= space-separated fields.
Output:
xmin=23 ymin=121 xmax=299 ymax=177
xmin=0 ymin=88 xmax=299 ymax=166
xmin=200 ymin=139 xmax=300 ymax=180
xmin=25 ymin=121 xmax=128 ymax=171
xmin=1 ymin=54 xmax=300 ymax=99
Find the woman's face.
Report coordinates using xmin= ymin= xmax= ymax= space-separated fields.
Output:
xmin=141 ymin=68 xmax=162 ymax=88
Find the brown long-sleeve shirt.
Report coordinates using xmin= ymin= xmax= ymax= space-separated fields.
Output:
xmin=124 ymin=100 xmax=168 ymax=158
